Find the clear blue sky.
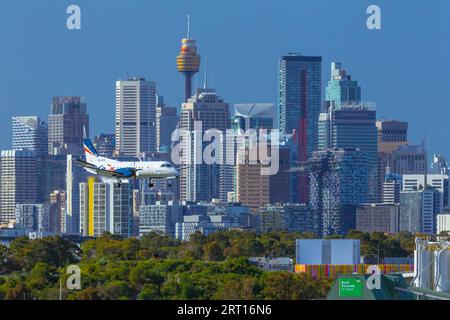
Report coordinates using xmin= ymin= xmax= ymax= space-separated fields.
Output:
xmin=0 ymin=0 xmax=449 ymax=159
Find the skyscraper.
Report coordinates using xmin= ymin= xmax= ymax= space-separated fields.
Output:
xmin=356 ymin=203 xmax=400 ymax=234
xmin=308 ymin=148 xmax=369 ymax=237
xmin=236 ymin=145 xmax=291 ymax=212
xmin=221 ymin=103 xmax=277 ymax=202
xmin=391 ymin=143 xmax=428 ymax=175
xmin=383 ymin=174 xmax=402 ymax=204
xmin=0 ymin=150 xmax=39 ymax=225
xmin=400 ymin=188 xmax=441 ymax=234
xmin=318 ymin=104 xmax=378 ymax=202
xmin=177 ymin=15 xmax=201 ymax=102
xmin=377 ymin=120 xmax=408 ymax=153
xmin=93 ymin=134 xmax=116 ymax=158
xmin=278 ymin=53 xmax=322 ymax=203
xmin=80 ymin=178 xmax=132 ymax=238
xmin=325 ymin=62 xmax=361 ymax=110
xmin=402 ymin=173 xmax=450 ymax=208
xmin=115 ymin=78 xmax=157 ymax=158
xmin=48 ymin=96 xmax=89 ymax=156
xmin=156 ymin=96 xmax=178 ymax=153
xmin=40 ymin=155 xmax=67 ymax=203
xmin=49 ymin=190 xmax=66 ymax=234
xmin=15 ymin=203 xmax=51 ymax=234
xmin=65 ymin=155 xmax=89 ymax=235
xmin=139 ymin=202 xmax=182 ymax=237
xmin=376 ymin=120 xmax=408 ymax=203
xmin=12 ymin=116 xmax=48 ymax=156
xmin=255 ymin=204 xmax=312 ymax=234
xmin=178 ymin=88 xmax=230 ymax=202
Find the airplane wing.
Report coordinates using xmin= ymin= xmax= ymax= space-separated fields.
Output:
xmin=77 ymin=159 xmax=98 ymax=170
xmin=76 ymin=159 xmax=136 ymax=178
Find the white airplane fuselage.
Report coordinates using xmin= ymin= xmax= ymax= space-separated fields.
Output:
xmin=91 ymin=156 xmax=179 ymax=179
xmin=81 ymin=137 xmax=179 ymax=181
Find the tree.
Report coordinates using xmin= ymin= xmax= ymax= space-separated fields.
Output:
xmin=261 ymin=272 xmax=330 ymax=300
xmin=99 ymin=281 xmax=131 ymax=300
xmin=137 ymin=283 xmax=160 ymax=300
xmin=213 ymin=276 xmax=259 ymax=300
xmin=203 ymin=241 xmax=224 ymax=261
xmin=27 ymin=262 xmax=55 ymax=290
xmin=129 ymin=262 xmax=164 ymax=290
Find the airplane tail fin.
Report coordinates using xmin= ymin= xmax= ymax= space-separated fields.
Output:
xmin=83 ymin=138 xmax=99 ymax=164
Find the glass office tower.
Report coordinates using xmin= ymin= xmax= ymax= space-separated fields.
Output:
xmin=278 ymin=53 xmax=322 ymax=203
xmin=318 ymin=104 xmax=378 ymax=202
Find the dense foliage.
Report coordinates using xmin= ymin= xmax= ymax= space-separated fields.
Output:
xmin=0 ymin=230 xmax=415 ymax=300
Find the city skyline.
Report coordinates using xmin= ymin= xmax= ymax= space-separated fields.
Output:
xmin=0 ymin=0 xmax=449 ymax=161
xmin=1 ymin=1 xmax=450 ymax=303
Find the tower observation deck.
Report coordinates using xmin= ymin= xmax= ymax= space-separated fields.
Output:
xmin=177 ymin=15 xmax=201 ymax=102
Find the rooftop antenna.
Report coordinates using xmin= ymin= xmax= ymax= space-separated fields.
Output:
xmin=187 ymin=14 xmax=191 ymax=39
xmin=204 ymin=56 xmax=208 ymax=89
xmin=126 ymin=70 xmax=130 ymax=80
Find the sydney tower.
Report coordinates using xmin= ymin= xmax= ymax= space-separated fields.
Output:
xmin=176 ymin=15 xmax=201 ymax=102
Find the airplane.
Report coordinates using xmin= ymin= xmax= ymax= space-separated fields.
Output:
xmin=77 ymin=137 xmax=179 ymax=188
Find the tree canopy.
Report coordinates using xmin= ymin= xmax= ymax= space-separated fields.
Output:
xmin=0 ymin=230 xmax=415 ymax=300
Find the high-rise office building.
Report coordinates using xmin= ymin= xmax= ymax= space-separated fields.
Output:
xmin=156 ymin=96 xmax=178 ymax=153
xmin=80 ymin=178 xmax=132 ymax=238
xmin=356 ymin=203 xmax=400 ymax=233
xmin=49 ymin=190 xmax=66 ymax=234
xmin=236 ymin=146 xmax=291 ymax=212
xmin=65 ymin=155 xmax=89 ymax=235
xmin=278 ymin=54 xmax=322 ymax=203
xmin=115 ymin=78 xmax=157 ymax=158
xmin=40 ymin=155 xmax=67 ymax=203
xmin=383 ymin=174 xmax=402 ymax=204
xmin=15 ymin=203 xmax=51 ymax=234
xmin=402 ymin=173 xmax=449 ymax=208
xmin=255 ymin=204 xmax=313 ymax=234
xmin=400 ymin=188 xmax=442 ymax=234
xmin=176 ymin=16 xmax=201 ymax=102
xmin=139 ymin=202 xmax=183 ymax=237
xmin=308 ymin=148 xmax=369 ymax=237
xmin=12 ymin=116 xmax=48 ymax=156
xmin=318 ymin=104 xmax=378 ymax=202
xmin=179 ymin=88 xmax=230 ymax=202
xmin=391 ymin=143 xmax=428 ymax=175
xmin=377 ymin=120 xmax=408 ymax=153
xmin=48 ymin=96 xmax=89 ymax=156
xmin=0 ymin=150 xmax=39 ymax=225
xmin=93 ymin=134 xmax=116 ymax=158
xmin=376 ymin=120 xmax=408 ymax=201
xmin=220 ymin=103 xmax=277 ymax=202
xmin=325 ymin=62 xmax=361 ymax=110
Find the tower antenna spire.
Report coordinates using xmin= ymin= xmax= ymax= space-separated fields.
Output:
xmin=204 ymin=56 xmax=208 ymax=89
xmin=187 ymin=14 xmax=191 ymax=39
